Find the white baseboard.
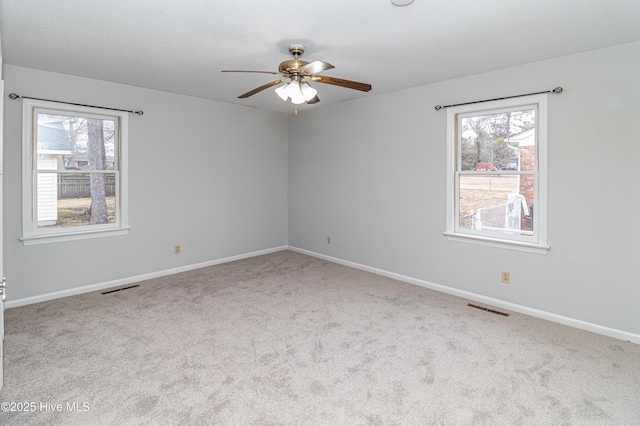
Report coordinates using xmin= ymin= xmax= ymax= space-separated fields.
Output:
xmin=6 ymin=246 xmax=288 ymax=309
xmin=288 ymin=246 xmax=640 ymax=345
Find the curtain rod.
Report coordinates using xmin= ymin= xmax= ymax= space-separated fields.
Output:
xmin=434 ymin=87 xmax=563 ymax=111
xmin=8 ymin=93 xmax=144 ymax=115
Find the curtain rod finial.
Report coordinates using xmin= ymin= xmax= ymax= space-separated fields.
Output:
xmin=9 ymin=93 xmax=20 ymax=100
xmin=552 ymin=87 xmax=563 ymax=94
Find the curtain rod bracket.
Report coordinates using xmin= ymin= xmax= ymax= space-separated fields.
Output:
xmin=8 ymin=92 xmax=143 ymax=115
xmin=435 ymin=86 xmax=563 ymax=111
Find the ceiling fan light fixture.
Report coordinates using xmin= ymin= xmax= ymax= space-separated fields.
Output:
xmin=284 ymin=79 xmax=306 ymax=104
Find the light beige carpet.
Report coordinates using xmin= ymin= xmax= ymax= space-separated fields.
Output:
xmin=1 ymin=250 xmax=639 ymax=425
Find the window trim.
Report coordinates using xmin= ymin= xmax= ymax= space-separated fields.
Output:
xmin=20 ymin=99 xmax=129 ymax=245
xmin=444 ymin=93 xmax=549 ymax=254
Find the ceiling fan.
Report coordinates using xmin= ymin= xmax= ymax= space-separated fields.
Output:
xmin=222 ymin=44 xmax=372 ymax=105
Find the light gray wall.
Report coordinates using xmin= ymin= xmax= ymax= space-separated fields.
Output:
xmin=4 ymin=42 xmax=639 ymax=338
xmin=288 ymin=42 xmax=640 ymax=337
xmin=3 ymin=65 xmax=288 ymax=301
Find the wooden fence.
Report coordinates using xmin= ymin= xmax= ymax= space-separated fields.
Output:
xmin=58 ymin=174 xmax=116 ymax=199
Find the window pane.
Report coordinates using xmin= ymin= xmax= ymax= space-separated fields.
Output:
xmin=460 ymin=109 xmax=535 ymax=172
xmin=37 ymin=172 xmax=116 ymax=229
xmin=36 ymin=113 xmax=116 ymax=171
xmin=458 ymin=174 xmax=533 ymax=234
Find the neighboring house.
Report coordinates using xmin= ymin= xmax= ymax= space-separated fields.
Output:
xmin=65 ymin=153 xmax=115 ymax=170
xmin=36 ymin=120 xmax=72 ymax=226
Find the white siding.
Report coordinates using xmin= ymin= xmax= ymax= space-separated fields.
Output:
xmin=36 ymin=155 xmax=57 ymax=224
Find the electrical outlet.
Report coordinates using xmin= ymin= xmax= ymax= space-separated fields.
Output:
xmin=501 ymin=271 xmax=510 ymax=284
xmin=327 ymin=236 xmax=331 ymax=244
xmin=174 ymin=244 xmax=181 ymax=254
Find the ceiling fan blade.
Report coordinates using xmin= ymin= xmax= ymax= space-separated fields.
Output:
xmin=299 ymin=60 xmax=335 ymax=75
xmin=306 ymin=95 xmax=320 ymax=104
xmin=238 ymin=80 xmax=284 ymax=98
xmin=311 ymin=75 xmax=372 ymax=92
xmin=222 ymin=70 xmax=284 ymax=76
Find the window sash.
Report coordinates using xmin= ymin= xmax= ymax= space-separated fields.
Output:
xmin=453 ymin=171 xmax=537 ymax=243
xmin=455 ymin=103 xmax=539 ymax=174
xmin=34 ymin=107 xmax=120 ymax=171
xmin=31 ymin=171 xmax=121 ymax=235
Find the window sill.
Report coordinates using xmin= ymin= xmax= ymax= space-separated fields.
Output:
xmin=443 ymin=232 xmax=549 ymax=255
xmin=21 ymin=227 xmax=131 ymax=246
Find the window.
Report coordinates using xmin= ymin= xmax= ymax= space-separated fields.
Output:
xmin=21 ymin=99 xmax=129 ymax=244
xmin=444 ymin=94 xmax=548 ymax=254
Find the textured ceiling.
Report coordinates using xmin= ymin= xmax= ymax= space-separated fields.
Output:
xmin=1 ymin=0 xmax=639 ymax=113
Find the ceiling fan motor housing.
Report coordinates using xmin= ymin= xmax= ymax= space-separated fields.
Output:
xmin=278 ymin=60 xmax=310 ymax=74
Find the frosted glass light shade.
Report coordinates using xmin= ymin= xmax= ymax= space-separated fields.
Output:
xmin=300 ymin=83 xmax=317 ymax=101
xmin=275 ymin=84 xmax=288 ymax=101
xmin=285 ymin=80 xmax=300 ymax=98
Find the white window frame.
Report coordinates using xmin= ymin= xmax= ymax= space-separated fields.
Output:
xmin=21 ymin=99 xmax=130 ymax=245
xmin=444 ymin=94 xmax=549 ymax=254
